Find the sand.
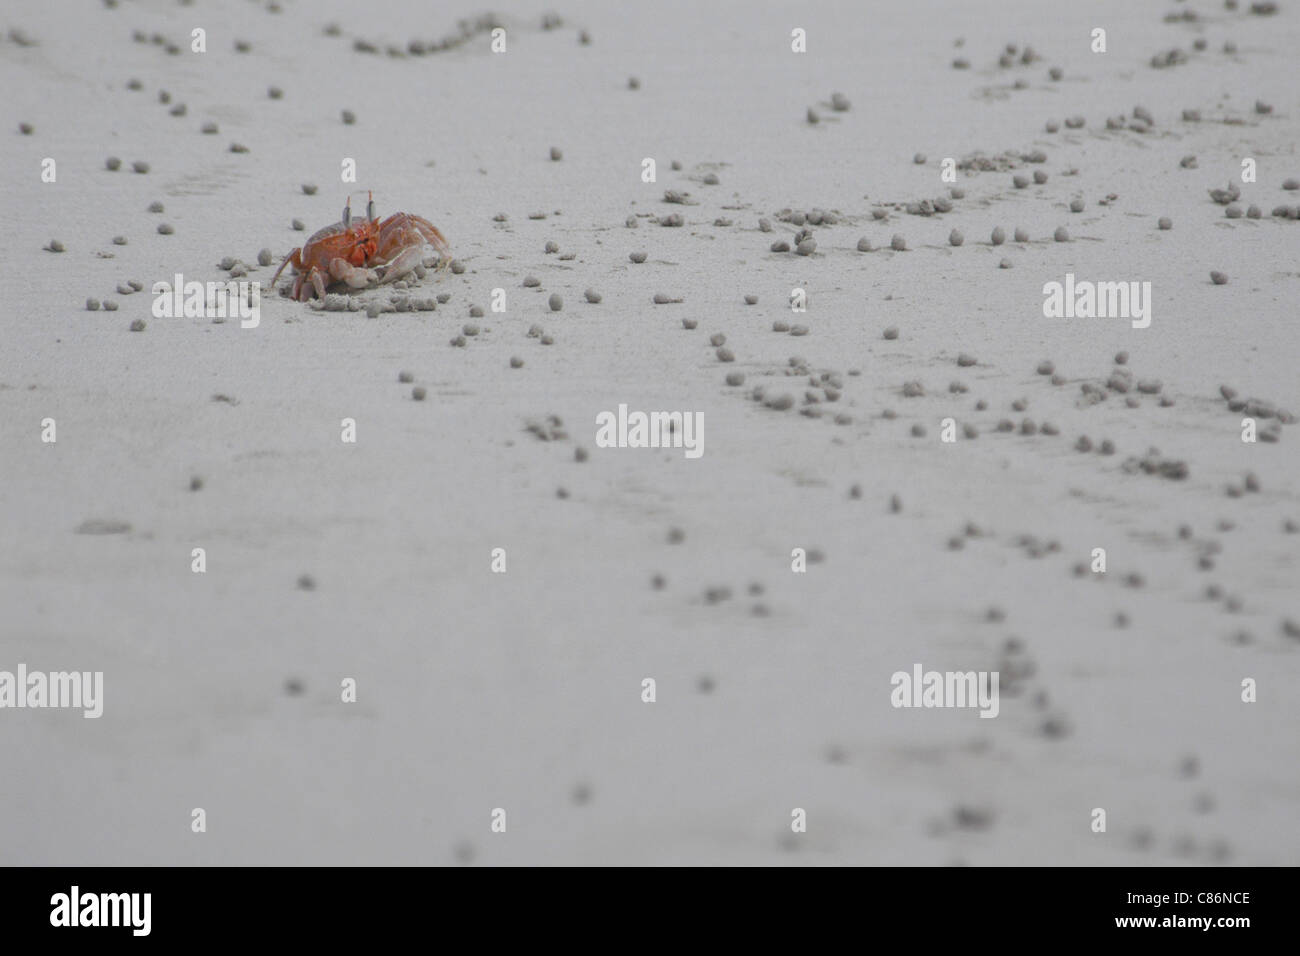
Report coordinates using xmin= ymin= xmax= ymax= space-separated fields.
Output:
xmin=2 ymin=0 xmax=1298 ymax=865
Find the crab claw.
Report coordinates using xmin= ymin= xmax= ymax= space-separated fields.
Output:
xmin=328 ymin=258 xmax=379 ymax=289
xmin=376 ymin=245 xmax=429 ymax=285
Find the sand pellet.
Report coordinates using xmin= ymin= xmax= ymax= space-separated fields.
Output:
xmin=1053 ymin=226 xmax=1069 ymax=242
xmin=548 ymin=293 xmax=563 ymax=311
xmin=509 ymin=356 xmax=523 ymax=368
xmin=991 ymin=227 xmax=1005 ymax=246
xmin=744 ymin=294 xmax=758 ymax=305
xmin=301 ymin=183 xmax=317 ymax=195
xmin=292 ymin=218 xmax=304 ymax=230
xmin=856 ymin=237 xmax=873 ymax=252
xmin=411 ymin=386 xmax=426 ymax=401
xmin=629 ymin=251 xmax=647 ymax=263
xmin=450 ymin=260 xmax=466 ymax=274
xmin=949 ymin=229 xmax=964 ymax=246
xmin=584 ymin=289 xmax=601 ymax=303
xmin=105 ymin=156 xmax=121 ymax=171
xmin=469 ymin=305 xmax=484 ymax=318
xmin=104 ymin=300 xmax=118 ymax=310
xmin=129 ymin=319 xmax=145 ymax=332
xmin=1013 ymin=174 xmax=1029 ymax=189
xmin=682 ymin=318 xmax=697 ymax=329
xmin=883 ymin=326 xmax=899 ymax=340
xmin=770 ymin=240 xmax=790 ymax=252
xmin=1210 ymin=271 xmax=1228 ymax=285
xmin=890 ymin=234 xmax=907 ymax=251
xmin=157 ymin=223 xmax=174 ymax=234
xmin=132 ymin=161 xmax=150 ymax=173
xmin=85 ymin=298 xmax=100 ymax=311
xmin=796 ymin=238 xmax=817 ymax=255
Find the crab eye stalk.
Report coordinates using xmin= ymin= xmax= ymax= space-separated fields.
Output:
xmin=342 ymin=202 xmax=351 ymax=228
xmin=367 ymin=199 xmax=376 ymax=222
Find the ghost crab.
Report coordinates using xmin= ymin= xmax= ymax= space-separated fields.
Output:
xmin=271 ymin=191 xmax=451 ymax=301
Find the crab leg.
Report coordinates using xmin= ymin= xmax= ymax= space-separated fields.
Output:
xmin=404 ymin=214 xmax=451 ymax=257
xmin=271 ymin=248 xmax=302 ymax=292
xmin=308 ymin=267 xmax=329 ymax=301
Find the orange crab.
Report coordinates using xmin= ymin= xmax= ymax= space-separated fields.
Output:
xmin=271 ymin=191 xmax=451 ymax=301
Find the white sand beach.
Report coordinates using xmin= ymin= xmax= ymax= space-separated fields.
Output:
xmin=2 ymin=0 xmax=1298 ymax=865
